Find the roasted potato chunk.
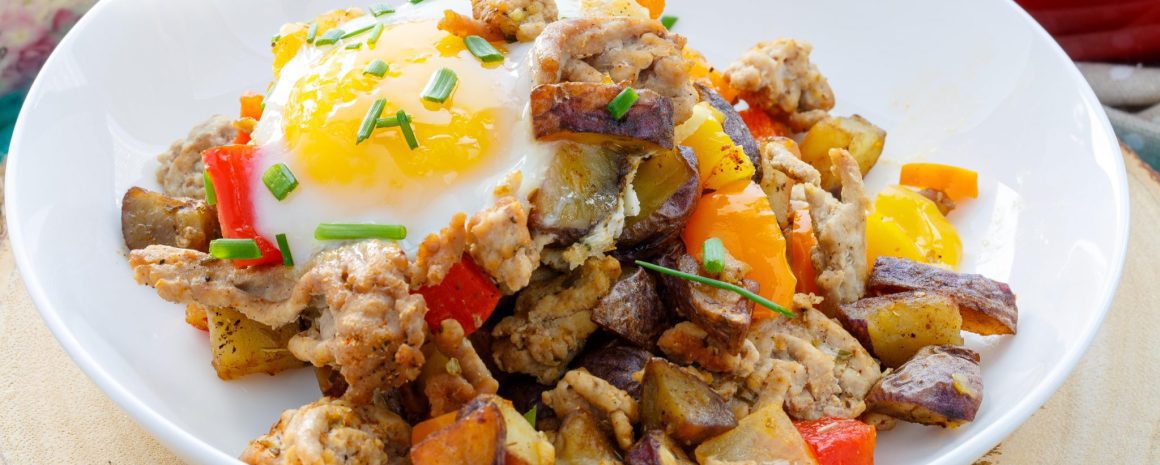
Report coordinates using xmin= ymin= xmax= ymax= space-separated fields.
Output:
xmin=799 ymin=115 xmax=886 ymax=191
xmin=866 ymin=345 xmax=983 ymax=428
xmin=626 ymin=430 xmax=696 ymax=465
xmin=840 ymin=291 xmax=965 ymax=368
xmin=574 ymin=341 xmax=652 ymax=399
xmin=411 ymin=397 xmax=507 ymax=465
xmin=657 ymin=249 xmax=754 ymax=351
xmin=693 ymin=403 xmax=818 ymax=465
xmin=206 ymin=307 xmax=304 ymax=380
xmin=617 ymin=147 xmax=700 ymax=261
xmin=530 ymin=143 xmax=626 ymax=245
xmin=641 ymin=358 xmax=737 ymax=447
xmin=481 ymin=395 xmax=556 ymax=465
xmin=868 ymin=256 xmax=1018 ymax=335
xmin=121 ymin=186 xmax=220 ymax=251
xmin=555 ymin=409 xmax=623 ymax=465
xmin=591 ymin=264 xmax=671 ymax=348
xmin=697 ymin=84 xmax=761 ymax=172
xmin=531 ymin=82 xmax=675 ymax=149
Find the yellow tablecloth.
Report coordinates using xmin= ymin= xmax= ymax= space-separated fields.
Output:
xmin=1 ymin=148 xmax=1157 ymax=464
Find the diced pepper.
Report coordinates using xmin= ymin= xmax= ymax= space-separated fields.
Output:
xmin=232 ymin=93 xmax=265 ymax=144
xmin=683 ymin=181 xmax=796 ymax=315
xmin=417 ymin=255 xmax=501 ymax=334
xmin=635 ymin=0 xmax=665 ymax=18
xmin=794 ymin=417 xmax=876 ymax=465
xmin=438 ymin=10 xmax=505 ymax=41
xmin=202 ymin=145 xmax=284 ymax=268
xmin=411 ymin=411 xmax=458 ymax=445
xmin=684 ymin=47 xmax=737 ymax=103
xmin=739 ymin=107 xmax=791 ymax=140
xmin=676 ymin=102 xmax=756 ymax=191
xmin=899 ymin=163 xmax=979 ymax=200
xmin=789 ymin=208 xmax=820 ymax=295
xmin=866 ymin=185 xmax=962 ymax=270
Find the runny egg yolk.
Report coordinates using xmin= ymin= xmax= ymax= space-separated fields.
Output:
xmin=282 ymin=20 xmax=508 ymax=195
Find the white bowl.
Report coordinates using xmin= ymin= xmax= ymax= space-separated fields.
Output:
xmin=5 ymin=0 xmax=1129 ymax=463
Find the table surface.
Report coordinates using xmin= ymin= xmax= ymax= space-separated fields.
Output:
xmin=0 ymin=148 xmax=1157 ymax=464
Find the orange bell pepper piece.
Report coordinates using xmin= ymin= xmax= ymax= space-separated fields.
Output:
xmin=794 ymin=417 xmax=876 ymax=465
xmin=789 ymin=208 xmax=820 ymax=295
xmin=739 ymin=108 xmax=791 ymax=140
xmin=899 ymin=163 xmax=978 ymax=200
xmin=682 ymin=181 xmax=796 ymax=315
xmin=636 ymin=0 xmax=665 ymax=19
xmin=411 ymin=411 xmax=458 ymax=445
xmin=232 ymin=92 xmax=264 ymax=144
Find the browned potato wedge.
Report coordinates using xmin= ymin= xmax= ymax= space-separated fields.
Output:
xmin=697 ymin=84 xmax=761 ymax=172
xmin=642 ymin=358 xmax=737 ymax=446
xmin=554 ymin=409 xmax=623 ymax=465
xmin=616 ymin=147 xmax=700 ymax=261
xmin=574 ymin=341 xmax=652 ymax=399
xmin=799 ymin=115 xmax=886 ymax=191
xmin=185 ymin=304 xmax=209 ymax=331
xmin=626 ymin=430 xmax=696 ymax=465
xmin=411 ymin=397 xmax=507 ymax=465
xmin=530 ymin=143 xmax=626 ymax=245
xmin=206 ymin=307 xmax=304 ymax=380
xmin=657 ymin=249 xmax=754 ymax=351
xmin=121 ymin=186 xmax=220 ymax=251
xmin=840 ymin=291 xmax=965 ymax=368
xmin=866 ymin=345 xmax=983 ymax=428
xmin=693 ymin=403 xmax=818 ymax=465
xmin=591 ymin=264 xmax=671 ymax=348
xmin=531 ymin=82 xmax=675 ymax=149
xmin=478 ymin=395 xmax=556 ymax=465
xmin=868 ymin=256 xmax=1018 ymax=335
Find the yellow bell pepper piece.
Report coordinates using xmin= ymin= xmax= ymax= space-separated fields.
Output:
xmin=676 ymin=102 xmax=756 ymax=191
xmin=866 ymin=185 xmax=962 ymax=269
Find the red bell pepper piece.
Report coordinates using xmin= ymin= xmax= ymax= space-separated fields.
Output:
xmin=794 ymin=417 xmax=876 ymax=465
xmin=232 ymin=92 xmax=264 ymax=144
xmin=202 ymin=145 xmax=283 ymax=268
xmin=417 ymin=256 xmax=501 ymax=335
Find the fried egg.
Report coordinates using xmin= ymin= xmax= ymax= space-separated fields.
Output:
xmin=250 ymin=1 xmax=556 ymax=262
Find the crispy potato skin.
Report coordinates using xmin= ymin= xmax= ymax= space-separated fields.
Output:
xmin=616 ymin=147 xmax=700 ymax=261
xmin=410 ymin=397 xmax=507 ymax=465
xmin=529 ymin=143 xmax=626 ymax=245
xmin=697 ymin=84 xmax=761 ymax=175
xmin=626 ymin=430 xmax=696 ymax=465
xmin=531 ymin=82 xmax=675 ymax=149
xmin=866 ymin=345 xmax=983 ymax=428
xmin=554 ymin=409 xmax=623 ymax=465
xmin=657 ymin=249 xmax=755 ymax=351
xmin=839 ymin=291 xmax=965 ymax=368
xmin=121 ymin=186 xmax=220 ymax=252
xmin=641 ymin=358 xmax=737 ymax=447
xmin=590 ymin=265 xmax=671 ymax=349
xmin=573 ymin=341 xmax=652 ymax=400
xmin=868 ymin=256 xmax=1018 ymax=335
xmin=207 ymin=307 xmax=304 ymax=380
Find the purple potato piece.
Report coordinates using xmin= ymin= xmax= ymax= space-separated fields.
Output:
xmin=866 ymin=344 xmax=983 ymax=428
xmin=590 ymin=264 xmax=673 ymax=349
xmin=531 ymin=82 xmax=675 ymax=149
xmin=616 ymin=146 xmax=700 ymax=261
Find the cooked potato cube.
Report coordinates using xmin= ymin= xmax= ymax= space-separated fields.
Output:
xmin=626 ymin=430 xmax=696 ymax=465
xmin=839 ymin=291 xmax=964 ymax=368
xmin=617 ymin=147 xmax=700 ymax=261
xmin=868 ymin=256 xmax=1018 ymax=335
xmin=694 ymin=403 xmax=818 ymax=465
xmin=185 ymin=304 xmax=208 ymax=332
xmin=494 ymin=396 xmax=556 ymax=465
xmin=411 ymin=398 xmax=507 ymax=465
xmin=554 ymin=409 xmax=622 ymax=465
xmin=799 ymin=115 xmax=885 ymax=191
xmin=657 ymin=250 xmax=753 ymax=351
xmin=531 ymin=82 xmax=675 ymax=148
xmin=866 ymin=345 xmax=983 ymax=428
xmin=121 ymin=186 xmax=220 ymax=252
xmin=529 ymin=143 xmax=625 ymax=246
xmin=590 ymin=264 xmax=671 ymax=348
xmin=206 ymin=307 xmax=303 ymax=380
xmin=574 ymin=342 xmax=652 ymax=399
xmin=641 ymin=358 xmax=737 ymax=446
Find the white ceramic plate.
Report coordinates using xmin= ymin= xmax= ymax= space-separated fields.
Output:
xmin=6 ymin=0 xmax=1129 ymax=463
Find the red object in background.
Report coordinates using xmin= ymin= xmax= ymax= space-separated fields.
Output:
xmin=202 ymin=145 xmax=284 ymax=268
xmin=794 ymin=417 xmax=877 ymax=465
xmin=417 ymin=256 xmax=501 ymax=335
xmin=1017 ymin=0 xmax=1160 ymax=62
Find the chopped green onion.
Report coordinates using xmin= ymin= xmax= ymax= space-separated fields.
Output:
xmin=421 ymin=68 xmax=459 ymax=104
xmin=370 ymin=3 xmax=395 ymax=16
xmin=261 ymin=163 xmax=299 ymax=201
xmin=660 ymin=15 xmax=678 ymax=30
xmin=634 ymin=260 xmax=795 ymax=318
xmin=363 ymin=59 xmax=389 ymax=77
xmin=209 ymin=239 xmax=263 ymax=260
xmin=410 ymin=0 xmax=424 ymax=4
xmin=306 ymin=22 xmax=319 ymax=43
xmin=315 ymin=223 xmax=407 ymax=240
xmin=464 ymin=35 xmax=504 ymax=63
xmin=357 ymin=98 xmax=388 ymax=144
xmin=275 ymin=233 xmax=294 ymax=267
xmin=607 ymin=87 xmax=639 ymax=120
xmin=271 ymin=34 xmax=281 ymax=46
xmin=345 ymin=42 xmax=363 ymax=49
xmin=314 ymin=28 xmax=344 ymax=46
xmin=341 ymin=16 xmax=379 ymax=39
xmin=368 ymin=22 xmax=385 ymax=45
xmin=523 ymin=405 xmax=537 ymax=427
xmin=203 ymin=171 xmax=217 ymax=206
xmin=397 ymin=110 xmax=419 ymax=149
xmin=376 ymin=112 xmax=409 ymax=128
xmin=702 ymin=237 xmax=726 ymax=274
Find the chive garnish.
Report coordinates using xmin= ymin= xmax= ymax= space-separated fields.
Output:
xmin=306 ymin=22 xmax=319 ymax=43
xmin=397 ymin=110 xmax=419 ymax=149
xmin=261 ymin=163 xmax=299 ymax=201
xmin=464 ymin=35 xmax=504 ymax=63
xmin=368 ymin=22 xmax=385 ymax=45
xmin=376 ymin=112 xmax=409 ymax=128
xmin=315 ymin=223 xmax=407 ymax=240
xmin=275 ymin=233 xmax=294 ymax=267
xmin=271 ymin=34 xmax=281 ymax=46
xmin=370 ymin=3 xmax=395 ymax=16
xmin=635 ymin=260 xmax=795 ymax=318
xmin=364 ymin=59 xmax=389 ymax=77
xmin=357 ymin=98 xmax=387 ymax=144
xmin=314 ymin=28 xmax=344 ymax=46
xmin=341 ymin=16 xmax=379 ymax=39
xmin=421 ymin=68 xmax=458 ymax=104
xmin=209 ymin=238 xmax=263 ymax=260
xmin=661 ymin=15 xmax=678 ymax=30
xmin=607 ymin=87 xmax=639 ymax=120
xmin=410 ymin=0 xmax=424 ymax=4
xmin=203 ymin=171 xmax=217 ymax=206
xmin=346 ymin=42 xmax=363 ymax=49
xmin=523 ymin=405 xmax=537 ymax=427
xmin=702 ymin=237 xmax=726 ymax=274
